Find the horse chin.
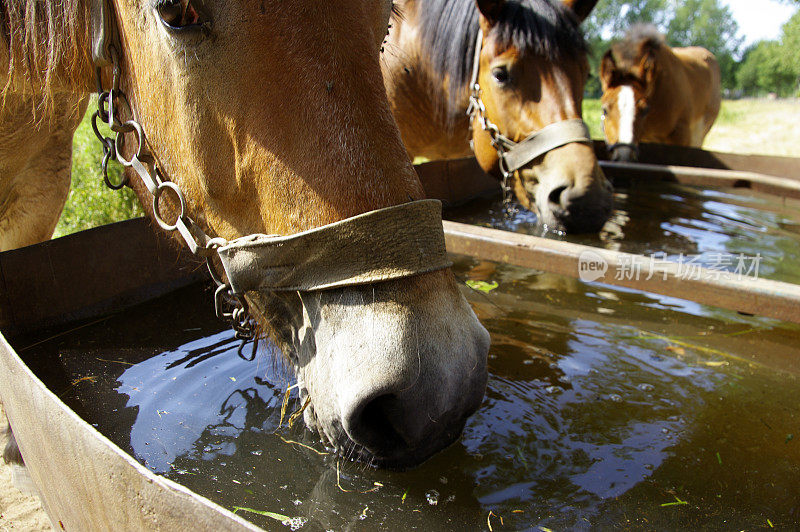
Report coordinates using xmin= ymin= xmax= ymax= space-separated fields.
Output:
xmin=300 ymin=397 xmax=467 ymax=470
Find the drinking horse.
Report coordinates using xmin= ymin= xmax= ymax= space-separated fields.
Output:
xmin=382 ymin=0 xmax=613 ymax=233
xmin=599 ymin=25 xmax=721 ymax=162
xmin=0 ymin=0 xmax=490 ymax=471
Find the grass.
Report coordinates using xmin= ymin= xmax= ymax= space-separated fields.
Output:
xmin=581 ymin=97 xmax=800 ymax=157
xmin=53 ymin=100 xmax=142 ymax=238
xmin=53 ymin=97 xmax=800 ymax=238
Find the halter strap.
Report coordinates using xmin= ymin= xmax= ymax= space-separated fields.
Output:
xmin=466 ymin=28 xmax=593 ymax=176
xmin=90 ymin=0 xmax=116 ymax=67
xmin=469 ymin=28 xmax=484 ymax=93
xmin=217 ymin=200 xmax=451 ymax=294
xmin=502 ymin=119 xmax=592 ymax=172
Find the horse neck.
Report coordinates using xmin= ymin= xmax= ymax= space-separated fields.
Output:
xmin=648 ymin=45 xmax=685 ymax=107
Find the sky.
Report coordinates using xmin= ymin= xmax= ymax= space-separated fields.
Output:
xmin=723 ymin=0 xmax=797 ymax=46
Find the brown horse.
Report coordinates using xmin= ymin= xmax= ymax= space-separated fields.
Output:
xmin=599 ymin=25 xmax=721 ymax=162
xmin=382 ymin=0 xmax=613 ymax=233
xmin=0 ymin=0 xmax=490 ymax=470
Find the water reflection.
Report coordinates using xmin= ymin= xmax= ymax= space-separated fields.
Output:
xmin=22 ymin=252 xmax=800 ymax=529
xmin=448 ymin=181 xmax=800 ymax=284
xmin=115 ymin=332 xmax=287 ymax=473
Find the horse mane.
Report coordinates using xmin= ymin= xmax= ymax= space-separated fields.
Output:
xmin=412 ymin=0 xmax=587 ymax=113
xmin=1 ymin=0 xmax=92 ymax=111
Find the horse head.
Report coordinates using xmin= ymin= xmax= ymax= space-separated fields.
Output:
xmin=599 ymin=26 xmax=662 ymax=162
xmin=469 ymin=0 xmax=612 ymax=233
xmin=3 ymin=0 xmax=490 ymax=468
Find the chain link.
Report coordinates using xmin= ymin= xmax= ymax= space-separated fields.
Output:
xmin=467 ymin=84 xmax=516 ymax=215
xmin=92 ymin=54 xmax=259 ymax=361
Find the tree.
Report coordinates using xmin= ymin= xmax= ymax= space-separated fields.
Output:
xmin=585 ymin=0 xmax=669 ymax=39
xmin=779 ymin=9 xmax=800 ymax=82
xmin=736 ymin=41 xmax=794 ymax=96
xmin=665 ymin=0 xmax=744 ymax=90
xmin=737 ymin=10 xmax=800 ymax=96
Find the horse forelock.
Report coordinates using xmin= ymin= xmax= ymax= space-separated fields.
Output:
xmin=415 ymin=0 xmax=586 ymax=115
xmin=0 ymin=0 xmax=92 ymax=114
xmin=610 ymin=23 xmax=664 ymax=72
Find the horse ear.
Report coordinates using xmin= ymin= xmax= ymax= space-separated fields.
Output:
xmin=639 ymin=43 xmax=658 ymax=88
xmin=599 ymin=50 xmax=616 ymax=89
xmin=475 ymin=0 xmax=505 ymax=24
xmin=562 ymin=0 xmax=598 ymax=24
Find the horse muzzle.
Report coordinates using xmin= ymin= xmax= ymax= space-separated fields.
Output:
xmin=607 ymin=142 xmax=639 ymax=163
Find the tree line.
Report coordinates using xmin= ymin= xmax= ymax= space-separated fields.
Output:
xmin=583 ymin=0 xmax=800 ymax=98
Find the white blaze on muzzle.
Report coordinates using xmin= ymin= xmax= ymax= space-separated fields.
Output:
xmin=617 ymin=85 xmax=636 ymax=144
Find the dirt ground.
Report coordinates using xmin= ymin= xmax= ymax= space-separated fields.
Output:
xmin=0 ymin=403 xmax=51 ymax=531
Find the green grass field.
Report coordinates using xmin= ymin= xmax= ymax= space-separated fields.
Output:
xmin=53 ymin=106 xmax=142 ymax=238
xmin=55 ymin=98 xmax=800 ymax=237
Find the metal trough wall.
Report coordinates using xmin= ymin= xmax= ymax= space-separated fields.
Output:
xmin=0 ymin=219 xmax=262 ymax=531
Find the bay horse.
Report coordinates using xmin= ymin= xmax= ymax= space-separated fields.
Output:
xmin=382 ymin=0 xmax=613 ymax=233
xmin=599 ymin=25 xmax=721 ymax=162
xmin=0 ymin=0 xmax=490 ymax=471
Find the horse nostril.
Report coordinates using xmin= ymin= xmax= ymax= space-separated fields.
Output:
xmin=548 ymin=185 xmax=568 ymax=207
xmin=611 ymin=145 xmax=637 ymax=162
xmin=346 ymin=394 xmax=409 ymax=454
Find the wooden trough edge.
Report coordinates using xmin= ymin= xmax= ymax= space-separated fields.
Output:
xmin=599 ymin=160 xmax=800 ymax=200
xmin=415 ymin=147 xmax=800 ymax=208
xmin=443 ymin=221 xmax=800 ymax=325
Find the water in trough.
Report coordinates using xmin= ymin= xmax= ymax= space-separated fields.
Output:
xmin=15 ymin=181 xmax=800 ymax=529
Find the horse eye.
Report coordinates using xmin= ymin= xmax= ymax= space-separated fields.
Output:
xmin=156 ymin=0 xmax=203 ymax=30
xmin=640 ymin=104 xmax=651 ymax=116
xmin=491 ymin=66 xmax=511 ymax=86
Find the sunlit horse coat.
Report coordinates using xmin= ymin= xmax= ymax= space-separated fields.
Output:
xmin=599 ymin=25 xmax=721 ymax=162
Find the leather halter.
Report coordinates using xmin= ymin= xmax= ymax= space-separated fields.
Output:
xmin=88 ymin=0 xmax=452 ymax=356
xmin=466 ymin=28 xmax=593 ymax=203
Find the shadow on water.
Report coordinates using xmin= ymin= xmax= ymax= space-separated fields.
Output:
xmin=17 ymin=243 xmax=800 ymax=529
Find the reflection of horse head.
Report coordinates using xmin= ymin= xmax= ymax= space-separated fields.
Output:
xmin=383 ymin=0 xmax=613 ymax=233
xmin=600 ymin=24 xmax=721 ymax=162
xmin=0 ymin=0 xmax=490 ymax=468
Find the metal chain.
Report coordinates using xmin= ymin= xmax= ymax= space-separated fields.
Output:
xmin=467 ymin=84 xmax=517 ymax=215
xmin=92 ymin=52 xmax=259 ymax=361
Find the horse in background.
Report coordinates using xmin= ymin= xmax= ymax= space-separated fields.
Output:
xmin=382 ymin=0 xmax=613 ymax=233
xmin=599 ymin=25 xmax=721 ymax=162
xmin=0 ymin=0 xmax=489 ymax=472
xmin=0 ymin=93 xmax=88 ymax=251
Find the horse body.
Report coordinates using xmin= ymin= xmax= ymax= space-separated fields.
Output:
xmin=600 ymin=25 xmax=721 ymax=161
xmin=383 ymin=0 xmax=612 ymax=233
xmin=0 ymin=92 xmax=88 ymax=251
xmin=1 ymin=0 xmax=490 ymax=471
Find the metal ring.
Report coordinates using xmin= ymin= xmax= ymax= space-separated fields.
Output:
xmin=97 ymin=91 xmax=111 ymax=124
xmin=152 ymin=181 xmax=187 ymax=231
xmin=90 ymin=111 xmax=110 ymax=146
xmin=206 ymin=237 xmax=229 ymax=250
xmin=115 ymin=120 xmax=145 ymax=167
xmin=107 ymin=89 xmax=135 ymax=134
xmin=101 ymin=140 xmax=129 ymax=190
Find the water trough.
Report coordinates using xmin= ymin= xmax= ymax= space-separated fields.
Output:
xmin=1 ymin=144 xmax=799 ymax=528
